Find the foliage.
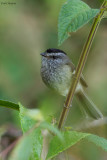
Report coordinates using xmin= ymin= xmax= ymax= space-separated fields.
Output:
xmin=0 ymin=0 xmax=107 ymax=160
xmin=8 ymin=103 xmax=107 ymax=160
xmin=58 ymin=0 xmax=99 ymax=45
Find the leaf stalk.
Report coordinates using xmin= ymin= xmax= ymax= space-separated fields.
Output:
xmin=0 ymin=100 xmax=19 ymax=111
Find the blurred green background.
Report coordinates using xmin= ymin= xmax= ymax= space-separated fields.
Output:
xmin=0 ymin=0 xmax=107 ymax=159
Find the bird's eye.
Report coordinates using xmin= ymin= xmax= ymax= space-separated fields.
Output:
xmin=52 ymin=56 xmax=57 ymax=59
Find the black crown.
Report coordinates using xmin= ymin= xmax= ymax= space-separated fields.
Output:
xmin=46 ymin=48 xmax=67 ymax=55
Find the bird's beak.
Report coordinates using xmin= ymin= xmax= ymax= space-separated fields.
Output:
xmin=40 ymin=52 xmax=46 ymax=57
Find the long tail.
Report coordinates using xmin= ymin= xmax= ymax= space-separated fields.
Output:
xmin=76 ymin=91 xmax=103 ymax=119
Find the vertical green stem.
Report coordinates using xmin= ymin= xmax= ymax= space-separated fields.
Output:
xmin=58 ymin=1 xmax=107 ymax=129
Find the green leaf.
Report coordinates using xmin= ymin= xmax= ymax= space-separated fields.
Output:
xmin=19 ymin=103 xmax=36 ymax=133
xmin=46 ymin=131 xmax=90 ymax=159
xmin=19 ymin=103 xmax=62 ymax=139
xmin=9 ymin=128 xmax=43 ymax=160
xmin=9 ymin=134 xmax=33 ymax=160
xmin=58 ymin=0 xmax=100 ymax=45
xmin=46 ymin=131 xmax=107 ymax=159
xmin=86 ymin=134 xmax=107 ymax=151
xmin=32 ymin=128 xmax=43 ymax=160
xmin=18 ymin=103 xmax=43 ymax=159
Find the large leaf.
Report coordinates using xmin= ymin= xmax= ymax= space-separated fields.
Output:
xmin=18 ymin=103 xmax=43 ymax=160
xmin=19 ymin=103 xmax=36 ymax=133
xmin=32 ymin=128 xmax=43 ymax=160
xmin=46 ymin=131 xmax=107 ymax=159
xmin=19 ymin=102 xmax=63 ymax=138
xmin=9 ymin=128 xmax=43 ymax=160
xmin=86 ymin=134 xmax=107 ymax=152
xmin=46 ymin=131 xmax=89 ymax=159
xmin=9 ymin=134 xmax=33 ymax=160
xmin=58 ymin=0 xmax=100 ymax=45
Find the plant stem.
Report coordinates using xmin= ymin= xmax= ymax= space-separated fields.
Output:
xmin=0 ymin=100 xmax=19 ymax=111
xmin=58 ymin=1 xmax=107 ymax=129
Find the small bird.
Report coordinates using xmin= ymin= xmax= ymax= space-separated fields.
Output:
xmin=40 ymin=48 xmax=103 ymax=119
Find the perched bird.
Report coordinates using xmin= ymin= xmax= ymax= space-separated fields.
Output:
xmin=40 ymin=48 xmax=103 ymax=119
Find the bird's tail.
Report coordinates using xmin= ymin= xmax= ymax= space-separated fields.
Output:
xmin=76 ymin=91 xmax=103 ymax=119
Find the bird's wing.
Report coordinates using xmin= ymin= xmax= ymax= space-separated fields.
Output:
xmin=66 ymin=61 xmax=88 ymax=88
xmin=66 ymin=61 xmax=75 ymax=72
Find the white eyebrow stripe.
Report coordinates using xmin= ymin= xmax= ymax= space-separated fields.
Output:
xmin=49 ymin=52 xmax=63 ymax=56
